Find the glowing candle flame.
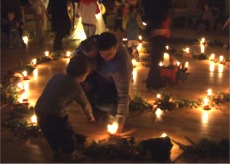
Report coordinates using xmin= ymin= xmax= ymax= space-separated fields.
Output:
xmin=45 ymin=51 xmax=49 ymax=56
xmin=185 ymin=47 xmax=189 ymax=53
xmin=166 ymin=45 xmax=169 ymax=50
xmin=132 ymin=68 xmax=137 ymax=83
xmin=184 ymin=61 xmax=189 ymax=68
xmin=200 ymin=38 xmax=205 ymax=53
xmin=159 ymin=62 xmax=163 ymax=66
xmin=210 ymin=54 xmax=215 ymax=60
xmin=23 ymin=81 xmax=29 ymax=91
xmin=122 ymin=38 xmax=127 ymax=41
xmin=155 ymin=108 xmax=162 ymax=119
xmin=219 ymin=56 xmax=224 ymax=62
xmin=176 ymin=61 xmax=180 ymax=67
xmin=203 ymin=97 xmax=209 ymax=105
xmin=31 ymin=59 xmax=37 ymax=65
xmin=22 ymin=71 xmax=27 ymax=77
xmin=107 ymin=122 xmax=118 ymax=135
xmin=22 ymin=36 xmax=28 ymax=45
xmin=157 ymin=94 xmax=161 ymax=99
xmin=30 ymin=114 xmax=37 ymax=124
xmin=137 ymin=43 xmax=142 ymax=51
xmin=132 ymin=59 xmax=137 ymax=67
xmin=161 ymin=133 xmax=167 ymax=137
xmin=142 ymin=22 xmax=147 ymax=26
xmin=139 ymin=35 xmax=142 ymax=40
xmin=66 ymin=51 xmax=71 ymax=57
xmin=207 ymin=89 xmax=212 ymax=96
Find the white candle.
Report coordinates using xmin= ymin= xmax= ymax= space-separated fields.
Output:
xmin=200 ymin=38 xmax=205 ymax=53
xmin=163 ymin=53 xmax=170 ymax=67
xmin=155 ymin=108 xmax=163 ymax=119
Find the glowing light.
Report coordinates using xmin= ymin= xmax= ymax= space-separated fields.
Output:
xmin=159 ymin=62 xmax=163 ymax=66
xmin=17 ymin=83 xmax=23 ymax=89
xmin=203 ymin=97 xmax=209 ymax=105
xmin=209 ymin=62 xmax=215 ymax=72
xmin=45 ymin=51 xmax=49 ymax=56
xmin=156 ymin=94 xmax=161 ymax=99
xmin=66 ymin=51 xmax=71 ymax=57
xmin=22 ymin=36 xmax=29 ymax=45
xmin=210 ymin=54 xmax=215 ymax=61
xmin=176 ymin=61 xmax=180 ymax=67
xmin=122 ymin=38 xmax=127 ymax=42
xmin=132 ymin=68 xmax=137 ymax=83
xmin=132 ymin=59 xmax=137 ymax=67
xmin=33 ymin=69 xmax=38 ymax=78
xmin=219 ymin=56 xmax=224 ymax=63
xmin=155 ymin=108 xmax=163 ymax=119
xmin=163 ymin=53 xmax=170 ymax=67
xmin=23 ymin=81 xmax=29 ymax=91
xmin=142 ymin=22 xmax=147 ymax=26
xmin=31 ymin=59 xmax=37 ymax=65
xmin=184 ymin=61 xmax=189 ymax=68
xmin=207 ymin=89 xmax=212 ymax=96
xmin=22 ymin=71 xmax=27 ymax=77
xmin=137 ymin=43 xmax=142 ymax=51
xmin=30 ymin=114 xmax=37 ymax=125
xmin=107 ymin=122 xmax=118 ymax=135
xmin=185 ymin=47 xmax=189 ymax=53
xmin=139 ymin=35 xmax=142 ymax=40
xmin=166 ymin=45 xmax=169 ymax=50
xmin=161 ymin=133 xmax=167 ymax=137
xmin=200 ymin=38 xmax=205 ymax=53
xmin=218 ymin=64 xmax=224 ymax=73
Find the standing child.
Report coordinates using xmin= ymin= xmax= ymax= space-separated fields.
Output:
xmin=7 ymin=11 xmax=23 ymax=49
xmin=35 ymin=54 xmax=95 ymax=162
xmin=122 ymin=5 xmax=145 ymax=61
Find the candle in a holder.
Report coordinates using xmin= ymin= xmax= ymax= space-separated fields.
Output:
xmin=200 ymin=37 xmax=205 ymax=53
xmin=107 ymin=122 xmax=118 ymax=135
xmin=203 ymin=97 xmax=210 ymax=110
xmin=163 ymin=53 xmax=170 ymax=66
xmin=22 ymin=71 xmax=29 ymax=80
xmin=45 ymin=51 xmax=49 ymax=56
xmin=31 ymin=58 xmax=37 ymax=66
xmin=210 ymin=54 xmax=215 ymax=61
xmin=66 ymin=51 xmax=71 ymax=57
xmin=139 ymin=35 xmax=142 ymax=41
xmin=22 ymin=36 xmax=29 ymax=45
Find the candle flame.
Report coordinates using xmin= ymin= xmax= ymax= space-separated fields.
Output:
xmin=156 ymin=94 xmax=161 ymax=99
xmin=155 ymin=108 xmax=162 ymax=119
xmin=159 ymin=62 xmax=163 ymax=66
xmin=122 ymin=38 xmax=127 ymax=41
xmin=22 ymin=71 xmax=27 ymax=77
xmin=31 ymin=114 xmax=37 ymax=124
xmin=139 ymin=35 xmax=142 ymax=40
xmin=184 ymin=61 xmax=189 ymax=68
xmin=45 ymin=51 xmax=49 ymax=56
xmin=66 ymin=51 xmax=71 ymax=57
xmin=32 ymin=59 xmax=37 ymax=65
xmin=176 ymin=61 xmax=180 ymax=67
xmin=107 ymin=122 xmax=118 ymax=134
xmin=166 ymin=45 xmax=169 ymax=50
xmin=210 ymin=54 xmax=215 ymax=60
xmin=219 ymin=56 xmax=224 ymax=62
xmin=132 ymin=59 xmax=137 ymax=67
xmin=142 ymin=22 xmax=147 ymax=26
xmin=22 ymin=36 xmax=29 ymax=44
xmin=203 ymin=97 xmax=209 ymax=105
xmin=185 ymin=47 xmax=189 ymax=53
xmin=137 ymin=43 xmax=142 ymax=51
xmin=161 ymin=133 xmax=167 ymax=137
xmin=207 ymin=89 xmax=212 ymax=96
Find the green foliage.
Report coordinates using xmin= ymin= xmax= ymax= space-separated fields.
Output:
xmin=212 ymin=92 xmax=230 ymax=104
xmin=36 ymin=56 xmax=53 ymax=64
xmin=1 ymin=83 xmax=20 ymax=103
xmin=129 ymin=95 xmax=153 ymax=112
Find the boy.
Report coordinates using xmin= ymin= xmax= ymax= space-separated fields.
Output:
xmin=35 ymin=54 xmax=95 ymax=162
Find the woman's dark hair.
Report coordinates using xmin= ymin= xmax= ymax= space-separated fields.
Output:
xmin=97 ymin=32 xmax=118 ymax=51
xmin=66 ymin=53 xmax=91 ymax=77
xmin=79 ymin=35 xmax=99 ymax=53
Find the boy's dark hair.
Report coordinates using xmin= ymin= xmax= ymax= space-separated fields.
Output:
xmin=66 ymin=53 xmax=91 ymax=77
xmin=79 ymin=35 xmax=98 ymax=53
xmin=97 ymin=32 xmax=118 ymax=51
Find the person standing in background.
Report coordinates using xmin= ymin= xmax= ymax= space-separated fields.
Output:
xmin=48 ymin=0 xmax=71 ymax=54
xmin=78 ymin=0 xmax=100 ymax=38
xmin=142 ymin=0 xmax=173 ymax=90
xmin=28 ymin=0 xmax=48 ymax=45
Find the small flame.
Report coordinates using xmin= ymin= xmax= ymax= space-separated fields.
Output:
xmin=31 ymin=114 xmax=37 ymax=124
xmin=161 ymin=133 xmax=167 ymax=137
xmin=139 ymin=35 xmax=142 ymax=40
xmin=156 ymin=94 xmax=161 ymax=99
xmin=137 ymin=43 xmax=142 ymax=51
xmin=185 ymin=47 xmax=189 ymax=53
xmin=203 ymin=97 xmax=209 ymax=105
xmin=122 ymin=38 xmax=127 ymax=41
xmin=107 ymin=122 xmax=118 ymax=134
xmin=142 ymin=22 xmax=147 ymax=26
xmin=159 ymin=62 xmax=163 ymax=66
xmin=32 ymin=59 xmax=37 ymax=65
xmin=22 ymin=36 xmax=29 ymax=44
xmin=132 ymin=59 xmax=137 ymax=66
xmin=22 ymin=71 xmax=27 ymax=77
xmin=45 ymin=51 xmax=49 ymax=56
xmin=219 ymin=56 xmax=224 ymax=62
xmin=207 ymin=89 xmax=212 ymax=96
xmin=66 ymin=51 xmax=71 ymax=57
xmin=184 ymin=61 xmax=189 ymax=68
xmin=166 ymin=45 xmax=169 ymax=50
xmin=176 ymin=61 xmax=180 ymax=67
xmin=210 ymin=54 xmax=215 ymax=60
xmin=155 ymin=108 xmax=162 ymax=119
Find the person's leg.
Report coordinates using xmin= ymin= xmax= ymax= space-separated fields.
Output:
xmin=82 ymin=24 xmax=89 ymax=38
xmin=88 ymin=25 xmax=96 ymax=37
xmin=146 ymin=36 xmax=168 ymax=89
xmin=53 ymin=31 xmax=66 ymax=52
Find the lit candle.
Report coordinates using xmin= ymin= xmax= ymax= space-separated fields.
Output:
xmin=207 ymin=89 xmax=212 ymax=96
xmin=66 ymin=51 xmax=71 ymax=57
xmin=137 ymin=43 xmax=142 ymax=51
xmin=142 ymin=22 xmax=147 ymax=26
xmin=219 ymin=55 xmax=224 ymax=64
xmin=30 ymin=114 xmax=37 ymax=125
xmin=163 ymin=53 xmax=170 ymax=67
xmin=200 ymin=37 xmax=205 ymax=53
xmin=159 ymin=62 xmax=163 ymax=67
xmin=161 ymin=133 xmax=167 ymax=137
xmin=31 ymin=58 xmax=37 ymax=66
xmin=45 ymin=51 xmax=49 ymax=57
xmin=122 ymin=38 xmax=127 ymax=42
xmin=185 ymin=47 xmax=189 ymax=53
xmin=132 ymin=68 xmax=137 ymax=83
xmin=22 ymin=36 xmax=29 ymax=45
xmin=166 ymin=45 xmax=169 ymax=50
xmin=22 ymin=92 xmax=28 ymax=103
xmin=155 ymin=108 xmax=163 ymax=119
xmin=156 ymin=94 xmax=161 ymax=99
xmin=176 ymin=61 xmax=180 ymax=67
xmin=33 ymin=69 xmax=38 ymax=79
xmin=22 ymin=71 xmax=29 ymax=80
xmin=132 ymin=59 xmax=137 ymax=67
xmin=210 ymin=54 xmax=215 ymax=61
xmin=107 ymin=122 xmax=118 ymax=135
xmin=184 ymin=61 xmax=189 ymax=68
xmin=203 ymin=97 xmax=210 ymax=110
xmin=139 ymin=35 xmax=142 ymax=41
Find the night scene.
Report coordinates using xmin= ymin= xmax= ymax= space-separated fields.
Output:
xmin=1 ymin=0 xmax=229 ymax=163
